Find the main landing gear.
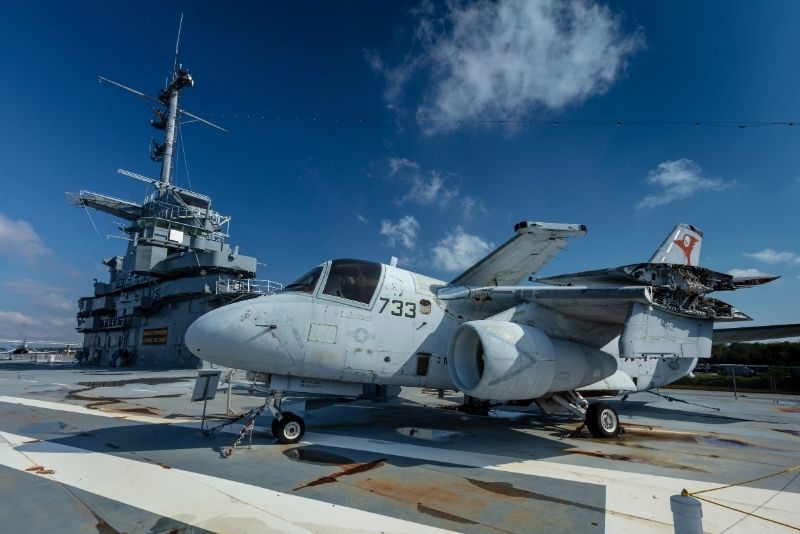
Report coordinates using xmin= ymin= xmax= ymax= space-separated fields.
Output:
xmin=266 ymin=391 xmax=306 ymax=444
xmin=584 ymin=401 xmax=621 ymax=438
xmin=538 ymin=391 xmax=622 ymax=438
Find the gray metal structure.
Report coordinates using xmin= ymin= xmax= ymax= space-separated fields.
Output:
xmin=66 ymin=40 xmax=280 ymax=368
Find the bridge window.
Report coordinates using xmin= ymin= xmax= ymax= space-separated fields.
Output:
xmin=323 ymin=259 xmax=382 ymax=304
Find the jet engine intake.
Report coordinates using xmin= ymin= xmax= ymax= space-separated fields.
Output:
xmin=447 ymin=321 xmax=617 ymax=400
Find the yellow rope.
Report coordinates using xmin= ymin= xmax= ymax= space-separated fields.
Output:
xmin=691 ymin=494 xmax=800 ymax=532
xmin=680 ymin=463 xmax=800 ymax=531
xmin=687 ymin=464 xmax=800 ymax=496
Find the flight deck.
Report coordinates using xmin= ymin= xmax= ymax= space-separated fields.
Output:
xmin=0 ymin=361 xmax=798 ymax=533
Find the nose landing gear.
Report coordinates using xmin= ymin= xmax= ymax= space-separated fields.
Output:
xmin=266 ymin=391 xmax=306 ymax=444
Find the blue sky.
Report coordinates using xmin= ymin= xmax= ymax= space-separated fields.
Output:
xmin=0 ymin=1 xmax=798 ymax=341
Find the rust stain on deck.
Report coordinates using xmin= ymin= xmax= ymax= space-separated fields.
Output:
xmin=25 ymin=465 xmax=55 ymax=475
xmin=294 ymin=459 xmax=386 ymax=490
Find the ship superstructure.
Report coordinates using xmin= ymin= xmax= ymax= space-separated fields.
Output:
xmin=67 ymin=36 xmax=279 ymax=367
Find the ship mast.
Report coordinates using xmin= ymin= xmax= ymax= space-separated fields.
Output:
xmin=93 ymin=14 xmax=226 ymax=189
xmin=156 ymin=13 xmax=190 ymax=185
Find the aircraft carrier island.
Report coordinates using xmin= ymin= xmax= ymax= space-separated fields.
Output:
xmin=66 ymin=65 xmax=280 ymax=368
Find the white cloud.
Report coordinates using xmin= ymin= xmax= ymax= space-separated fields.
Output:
xmin=432 ymin=227 xmax=494 ymax=272
xmin=379 ymin=215 xmax=420 ymax=250
xmin=389 ymin=157 xmax=459 ymax=207
xmin=388 ymin=158 xmax=488 ymax=217
xmin=0 ymin=213 xmax=53 ymax=265
xmin=0 ymin=310 xmax=39 ymax=329
xmin=745 ymin=249 xmax=800 ymax=265
xmin=728 ymin=268 xmax=770 ymax=277
xmin=370 ymin=0 xmax=642 ymax=134
xmin=0 ymin=309 xmax=76 ymax=340
xmin=461 ymin=196 xmax=488 ymax=218
xmin=388 ymin=157 xmax=419 ymax=175
xmin=636 ymin=159 xmax=732 ymax=209
xmin=3 ymin=278 xmax=75 ymax=311
xmin=356 ymin=214 xmax=369 ymax=224
xmin=399 ymin=171 xmax=459 ymax=206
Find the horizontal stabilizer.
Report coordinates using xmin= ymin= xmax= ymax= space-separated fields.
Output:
xmin=732 ymin=275 xmax=780 ymax=288
xmin=450 ymin=221 xmax=586 ymax=287
xmin=713 ymin=323 xmax=800 ymax=343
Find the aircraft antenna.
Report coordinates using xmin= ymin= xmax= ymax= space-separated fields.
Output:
xmin=173 ymin=13 xmax=184 ymax=77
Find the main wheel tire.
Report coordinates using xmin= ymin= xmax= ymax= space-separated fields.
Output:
xmin=273 ymin=412 xmax=305 ymax=444
xmin=585 ymin=402 xmax=621 ymax=438
xmin=270 ymin=418 xmax=280 ymax=437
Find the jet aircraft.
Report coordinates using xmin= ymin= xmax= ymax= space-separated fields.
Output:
xmin=185 ymin=222 xmax=799 ymax=443
xmin=0 ymin=338 xmax=81 ymax=360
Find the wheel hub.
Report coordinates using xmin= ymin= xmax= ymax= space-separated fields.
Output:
xmin=600 ymin=409 xmax=617 ymax=432
xmin=283 ymin=421 xmax=301 ymax=439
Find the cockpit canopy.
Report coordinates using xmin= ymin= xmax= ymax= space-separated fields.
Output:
xmin=282 ymin=259 xmax=383 ymax=305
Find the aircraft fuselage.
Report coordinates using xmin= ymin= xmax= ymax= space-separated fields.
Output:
xmin=186 ymin=260 xmax=695 ymax=394
xmin=188 ymin=263 xmax=460 ymax=389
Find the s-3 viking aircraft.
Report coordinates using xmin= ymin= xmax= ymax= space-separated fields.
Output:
xmin=185 ymin=222 xmax=799 ymax=443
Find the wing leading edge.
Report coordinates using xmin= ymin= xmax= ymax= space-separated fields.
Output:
xmin=713 ymin=324 xmax=800 ymax=344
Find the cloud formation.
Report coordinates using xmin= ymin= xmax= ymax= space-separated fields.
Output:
xmin=389 ymin=157 xmax=458 ymax=207
xmin=0 ymin=310 xmax=39 ymax=329
xmin=0 ymin=309 xmax=74 ymax=340
xmin=379 ymin=215 xmax=420 ymax=249
xmin=0 ymin=213 xmax=53 ymax=265
xmin=2 ymin=278 xmax=75 ymax=311
xmin=745 ymin=249 xmax=800 ymax=265
xmin=369 ymin=0 xmax=642 ymax=134
xmin=636 ymin=159 xmax=732 ymax=209
xmin=387 ymin=157 xmax=487 ymax=218
xmin=432 ymin=227 xmax=494 ymax=272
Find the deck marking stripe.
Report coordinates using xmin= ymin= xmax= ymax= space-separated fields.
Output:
xmin=0 ymin=395 xmax=193 ymax=424
xmin=3 ymin=395 xmax=799 ymax=532
xmin=0 ymin=430 xmax=455 ymax=534
xmin=301 ymin=433 xmax=800 ymax=533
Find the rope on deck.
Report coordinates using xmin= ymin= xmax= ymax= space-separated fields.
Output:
xmin=681 ymin=464 xmax=800 ymax=531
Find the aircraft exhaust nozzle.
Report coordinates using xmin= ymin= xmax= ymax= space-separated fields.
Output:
xmin=447 ymin=321 xmax=617 ymax=401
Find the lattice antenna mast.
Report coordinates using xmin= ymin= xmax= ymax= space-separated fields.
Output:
xmin=157 ymin=13 xmax=190 ymax=185
xmin=97 ymin=13 xmax=226 ymax=187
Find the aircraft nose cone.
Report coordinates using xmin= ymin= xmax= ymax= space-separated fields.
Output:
xmin=185 ymin=301 xmax=294 ymax=372
xmin=185 ymin=308 xmax=229 ymax=362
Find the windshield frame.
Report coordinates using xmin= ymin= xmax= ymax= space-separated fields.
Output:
xmin=316 ymin=259 xmax=384 ymax=309
xmin=280 ymin=266 xmax=324 ymax=294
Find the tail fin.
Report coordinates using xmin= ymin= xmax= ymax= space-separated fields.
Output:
xmin=648 ymin=224 xmax=703 ymax=266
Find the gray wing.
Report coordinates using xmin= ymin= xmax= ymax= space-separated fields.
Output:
xmin=713 ymin=324 xmax=800 ymax=344
xmin=450 ymin=221 xmax=586 ymax=287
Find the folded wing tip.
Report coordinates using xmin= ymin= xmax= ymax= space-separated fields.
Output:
xmin=514 ymin=221 xmax=587 ymax=237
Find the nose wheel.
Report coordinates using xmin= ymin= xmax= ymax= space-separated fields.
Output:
xmin=271 ymin=412 xmax=305 ymax=444
xmin=266 ymin=391 xmax=306 ymax=444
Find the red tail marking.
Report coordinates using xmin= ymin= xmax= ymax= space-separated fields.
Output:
xmin=673 ymin=234 xmax=700 ymax=266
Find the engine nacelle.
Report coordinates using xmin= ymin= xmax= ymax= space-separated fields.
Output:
xmin=447 ymin=320 xmax=617 ymax=401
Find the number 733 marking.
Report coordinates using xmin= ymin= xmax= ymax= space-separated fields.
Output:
xmin=378 ymin=297 xmax=416 ymax=318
